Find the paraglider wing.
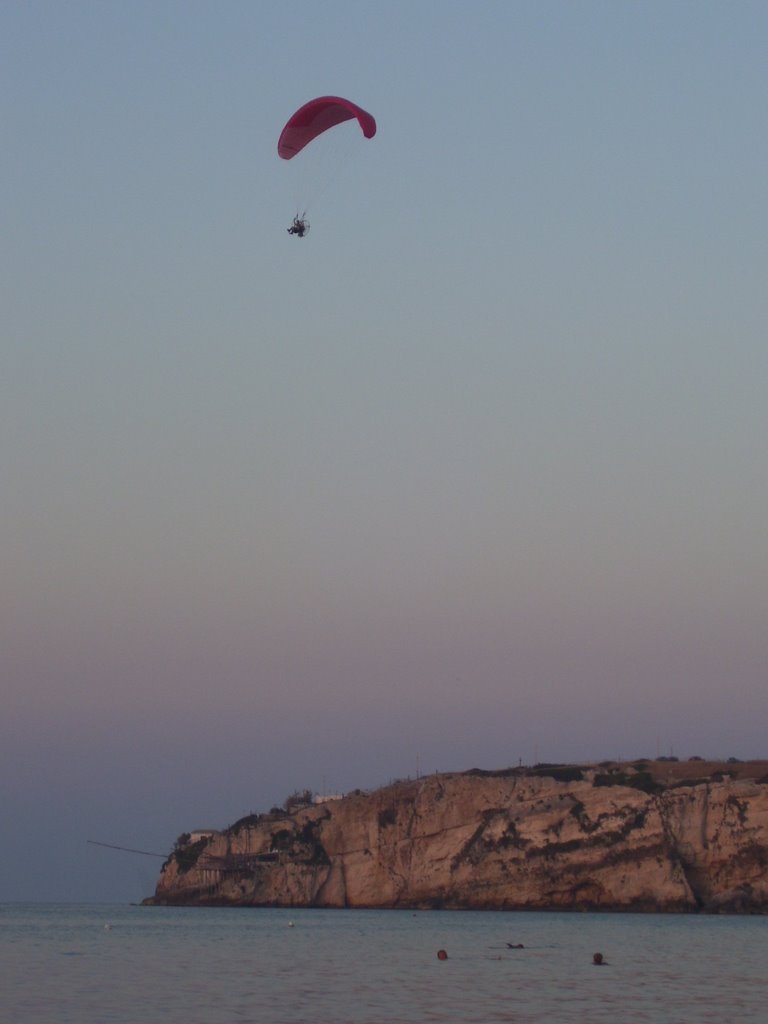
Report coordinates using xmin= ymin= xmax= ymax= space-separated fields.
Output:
xmin=277 ymin=96 xmax=376 ymax=160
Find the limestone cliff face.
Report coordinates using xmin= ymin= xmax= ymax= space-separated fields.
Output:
xmin=147 ymin=765 xmax=768 ymax=913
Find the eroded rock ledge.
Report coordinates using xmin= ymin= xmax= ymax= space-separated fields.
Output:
xmin=145 ymin=760 xmax=768 ymax=913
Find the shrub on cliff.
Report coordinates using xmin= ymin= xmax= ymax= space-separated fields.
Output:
xmin=298 ymin=820 xmax=330 ymax=865
xmin=283 ymin=789 xmax=313 ymax=813
xmin=378 ymin=807 xmax=397 ymax=828
xmin=593 ymin=770 xmax=663 ymax=795
xmin=531 ymin=764 xmax=584 ymax=783
xmin=268 ymin=824 xmax=329 ymax=864
xmin=227 ymin=813 xmax=261 ymax=835
xmin=172 ymin=837 xmax=208 ymax=874
xmin=270 ymin=829 xmax=294 ymax=852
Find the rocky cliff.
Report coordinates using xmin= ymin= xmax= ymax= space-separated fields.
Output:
xmin=145 ymin=761 xmax=768 ymax=913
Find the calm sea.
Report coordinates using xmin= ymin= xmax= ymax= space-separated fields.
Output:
xmin=1 ymin=903 xmax=766 ymax=1023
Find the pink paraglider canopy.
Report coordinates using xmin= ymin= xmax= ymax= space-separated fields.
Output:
xmin=277 ymin=96 xmax=376 ymax=160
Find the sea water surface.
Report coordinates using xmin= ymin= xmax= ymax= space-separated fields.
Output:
xmin=1 ymin=903 xmax=766 ymax=1023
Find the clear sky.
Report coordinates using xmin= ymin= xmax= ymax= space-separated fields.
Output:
xmin=2 ymin=0 xmax=767 ymax=902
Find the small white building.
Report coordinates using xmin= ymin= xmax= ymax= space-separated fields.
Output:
xmin=188 ymin=829 xmax=219 ymax=844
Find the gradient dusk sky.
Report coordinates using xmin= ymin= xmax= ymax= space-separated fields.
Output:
xmin=2 ymin=1 xmax=767 ymax=902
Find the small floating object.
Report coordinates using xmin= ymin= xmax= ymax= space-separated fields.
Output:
xmin=287 ymin=921 xmax=295 ymax=928
xmin=593 ymin=952 xmax=605 ymax=965
xmin=103 ymin=923 xmax=113 ymax=931
xmin=437 ymin=949 xmax=448 ymax=961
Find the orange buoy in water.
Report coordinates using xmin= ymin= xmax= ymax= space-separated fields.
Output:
xmin=437 ymin=949 xmax=448 ymax=961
